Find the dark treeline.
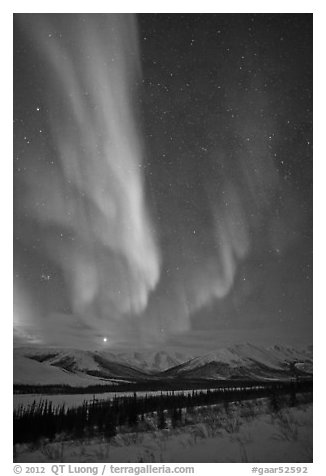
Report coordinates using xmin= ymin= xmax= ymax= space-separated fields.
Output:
xmin=13 ymin=376 xmax=312 ymax=395
xmin=14 ymin=379 xmax=312 ymax=445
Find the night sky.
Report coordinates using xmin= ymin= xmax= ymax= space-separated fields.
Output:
xmin=13 ymin=13 xmax=312 ymax=352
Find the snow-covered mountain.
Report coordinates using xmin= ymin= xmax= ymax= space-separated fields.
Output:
xmin=14 ymin=348 xmax=152 ymax=386
xmin=107 ymin=350 xmax=192 ymax=373
xmin=13 ymin=351 xmax=109 ymax=387
xmin=13 ymin=344 xmax=312 ymax=387
xmin=163 ymin=343 xmax=313 ymax=381
xmin=13 ymin=348 xmax=192 ymax=386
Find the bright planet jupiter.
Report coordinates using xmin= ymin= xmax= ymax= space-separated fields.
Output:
xmin=13 ymin=14 xmax=312 ymax=352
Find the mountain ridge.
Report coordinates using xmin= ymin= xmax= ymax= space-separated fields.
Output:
xmin=14 ymin=344 xmax=313 ymax=387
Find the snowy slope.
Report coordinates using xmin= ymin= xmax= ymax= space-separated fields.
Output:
xmin=109 ymin=350 xmax=192 ymax=373
xmin=13 ymin=353 xmax=111 ymax=387
xmin=14 ymin=348 xmax=150 ymax=386
xmin=13 ymin=344 xmax=312 ymax=387
xmin=163 ymin=343 xmax=313 ymax=380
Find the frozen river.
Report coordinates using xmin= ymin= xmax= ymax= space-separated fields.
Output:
xmin=13 ymin=389 xmax=201 ymax=411
xmin=13 ymin=385 xmax=265 ymax=411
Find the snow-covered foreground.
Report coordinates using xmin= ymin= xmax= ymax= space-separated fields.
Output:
xmin=14 ymin=397 xmax=312 ymax=463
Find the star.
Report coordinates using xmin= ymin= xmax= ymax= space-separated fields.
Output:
xmin=13 ymin=13 xmax=312 ymax=354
